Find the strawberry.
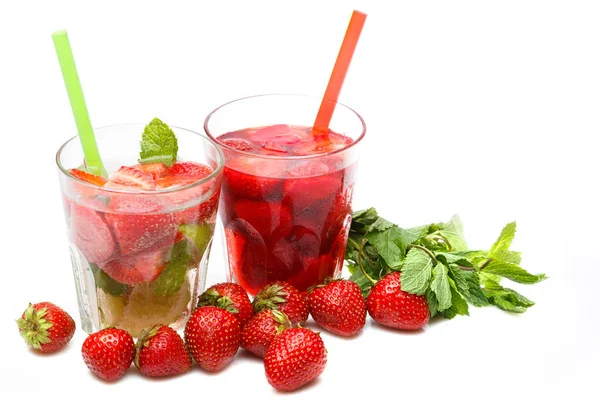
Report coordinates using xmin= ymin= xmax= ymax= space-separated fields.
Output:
xmin=69 ymin=168 xmax=107 ymax=186
xmin=307 ymin=279 xmax=366 ymax=337
xmin=98 ymin=249 xmax=166 ymax=285
xmin=240 ymin=309 xmax=291 ymax=358
xmin=198 ymin=283 xmax=253 ymax=327
xmin=133 ymin=163 xmax=167 ymax=180
xmin=226 ymin=219 xmax=268 ymax=295
xmin=184 ymin=305 xmax=241 ymax=372
xmin=134 ymin=324 xmax=192 ymax=377
xmin=366 ymin=272 xmax=430 ymax=330
xmin=16 ymin=302 xmax=75 ymax=353
xmin=105 ymin=196 xmax=177 ymax=256
xmin=104 ymin=166 xmax=156 ymax=190
xmin=164 ymin=161 xmax=213 ymax=177
xmin=264 ymin=327 xmax=327 ymax=392
xmin=223 ymin=160 xmax=283 ymax=200
xmin=252 ymin=281 xmax=309 ymax=325
xmin=70 ymin=203 xmax=116 ymax=263
xmin=156 ymin=162 xmax=212 ymax=189
xmin=232 ymin=199 xmax=293 ymax=238
xmin=81 ymin=327 xmax=135 ymax=381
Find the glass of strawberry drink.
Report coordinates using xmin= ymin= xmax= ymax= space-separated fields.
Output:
xmin=205 ymin=94 xmax=365 ymax=295
xmin=57 ymin=122 xmax=224 ymax=335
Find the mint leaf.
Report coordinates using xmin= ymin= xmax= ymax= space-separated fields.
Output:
xmin=483 ymin=261 xmax=547 ymax=284
xmin=365 ymin=226 xmax=408 ymax=268
xmin=139 ymin=118 xmax=179 ymax=166
xmin=400 ymin=248 xmax=434 ymax=295
xmin=489 ymin=222 xmax=516 ymax=258
xmin=437 ymin=215 xmax=468 ymax=251
xmin=484 ymin=286 xmax=535 ymax=313
xmin=90 ymin=263 xmax=127 ymax=296
xmin=368 ymin=217 xmax=394 ymax=232
xmin=436 ymin=252 xmax=473 ymax=268
xmin=447 ymin=264 xmax=469 ymax=293
xmin=480 ymin=271 xmax=503 ymax=287
xmin=431 ymin=263 xmax=452 ymax=311
xmin=407 ymin=224 xmax=431 ymax=240
xmin=443 ymin=280 xmax=469 ymax=319
xmin=426 ymin=289 xmax=438 ymax=318
xmin=350 ymin=269 xmax=375 ymax=297
xmin=459 ymin=271 xmax=489 ymax=307
xmin=495 ymin=251 xmax=522 ymax=264
xmin=351 ymin=208 xmax=379 ymax=229
xmin=451 ymin=250 xmax=489 ymax=265
xmin=153 ymin=240 xmax=191 ymax=296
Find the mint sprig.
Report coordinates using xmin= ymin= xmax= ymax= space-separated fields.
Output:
xmin=345 ymin=208 xmax=547 ymax=319
xmin=139 ymin=117 xmax=178 ymax=166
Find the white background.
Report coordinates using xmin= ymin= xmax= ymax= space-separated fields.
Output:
xmin=0 ymin=1 xmax=598 ymax=398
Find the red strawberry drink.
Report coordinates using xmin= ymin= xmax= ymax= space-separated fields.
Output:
xmin=205 ymin=95 xmax=365 ymax=295
xmin=56 ymin=120 xmax=224 ymax=335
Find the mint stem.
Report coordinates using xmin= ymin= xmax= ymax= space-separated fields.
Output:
xmin=407 ymin=244 xmax=438 ymax=266
xmin=479 ymin=258 xmax=492 ymax=270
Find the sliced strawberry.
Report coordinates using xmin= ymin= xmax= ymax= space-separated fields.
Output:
xmin=223 ymin=160 xmax=283 ymax=200
xmin=69 ymin=169 xmax=107 ymax=187
xmin=164 ymin=162 xmax=212 ymax=177
xmin=233 ymin=199 xmax=292 ymax=239
xmin=104 ymin=166 xmax=156 ymax=190
xmin=70 ymin=203 xmax=116 ymax=263
xmin=105 ymin=196 xmax=177 ymax=256
xmin=173 ymin=190 xmax=220 ymax=225
xmin=226 ymin=219 xmax=268 ymax=296
xmin=157 ymin=162 xmax=212 ymax=190
xmin=267 ymin=225 xmax=320 ymax=284
xmin=133 ymin=163 xmax=167 ymax=180
xmin=98 ymin=249 xmax=166 ymax=285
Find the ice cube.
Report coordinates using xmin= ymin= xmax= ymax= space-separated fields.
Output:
xmin=263 ymin=140 xmax=288 ymax=153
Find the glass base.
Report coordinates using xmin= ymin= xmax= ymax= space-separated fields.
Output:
xmin=69 ymin=243 xmax=211 ymax=336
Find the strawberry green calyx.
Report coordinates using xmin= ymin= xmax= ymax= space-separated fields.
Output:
xmin=198 ymin=288 xmax=239 ymax=314
xmin=134 ymin=324 xmax=162 ymax=369
xmin=306 ymin=277 xmax=343 ymax=294
xmin=16 ymin=303 xmax=54 ymax=350
xmin=271 ymin=310 xmax=292 ymax=334
xmin=252 ymin=284 xmax=288 ymax=314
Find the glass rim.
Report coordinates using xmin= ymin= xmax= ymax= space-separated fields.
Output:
xmin=203 ymin=93 xmax=366 ymax=160
xmin=56 ymin=123 xmax=225 ymax=195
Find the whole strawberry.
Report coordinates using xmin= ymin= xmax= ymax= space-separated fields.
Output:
xmin=16 ymin=302 xmax=75 ymax=353
xmin=198 ymin=282 xmax=253 ymax=327
xmin=241 ymin=309 xmax=291 ymax=358
xmin=134 ymin=324 xmax=192 ymax=377
xmin=184 ymin=305 xmax=240 ymax=372
xmin=308 ymin=279 xmax=366 ymax=337
xmin=367 ymin=272 xmax=430 ymax=330
xmin=252 ymin=281 xmax=309 ymax=324
xmin=264 ymin=327 xmax=327 ymax=392
xmin=82 ymin=328 xmax=135 ymax=381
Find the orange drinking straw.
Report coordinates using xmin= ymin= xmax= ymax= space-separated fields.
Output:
xmin=313 ymin=10 xmax=367 ymax=134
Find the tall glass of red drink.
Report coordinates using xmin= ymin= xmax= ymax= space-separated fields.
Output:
xmin=205 ymin=94 xmax=365 ymax=295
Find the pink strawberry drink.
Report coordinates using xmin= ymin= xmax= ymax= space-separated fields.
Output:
xmin=205 ymin=95 xmax=365 ymax=295
xmin=56 ymin=120 xmax=224 ymax=335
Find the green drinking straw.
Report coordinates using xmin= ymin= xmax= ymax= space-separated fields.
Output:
xmin=52 ymin=30 xmax=107 ymax=177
